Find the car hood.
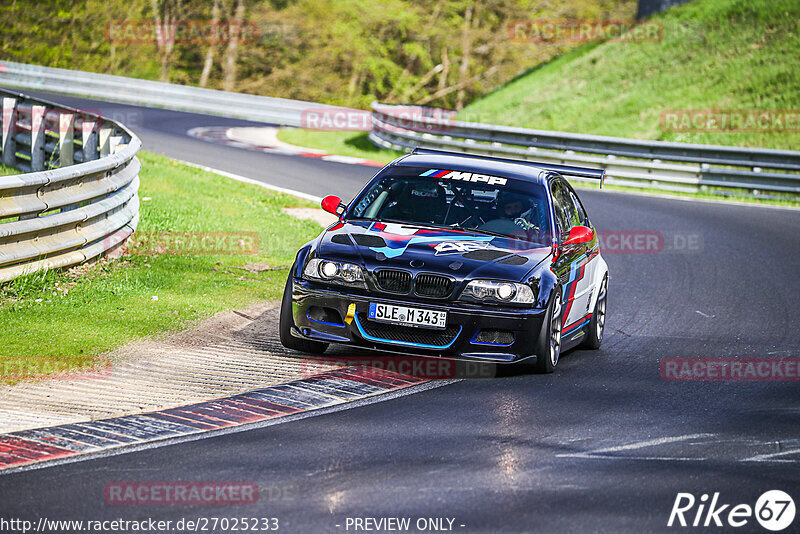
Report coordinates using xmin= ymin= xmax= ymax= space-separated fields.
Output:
xmin=316 ymin=220 xmax=551 ymax=282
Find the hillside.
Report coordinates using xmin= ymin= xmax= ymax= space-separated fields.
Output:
xmin=0 ymin=0 xmax=634 ymax=110
xmin=280 ymin=0 xmax=799 ymax=168
xmin=459 ymin=0 xmax=800 ymax=149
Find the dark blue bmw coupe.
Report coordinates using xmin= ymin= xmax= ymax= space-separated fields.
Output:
xmin=280 ymin=149 xmax=608 ymax=373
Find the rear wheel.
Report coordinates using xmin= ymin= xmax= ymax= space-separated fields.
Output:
xmin=581 ymin=275 xmax=607 ymax=349
xmin=279 ymin=273 xmax=328 ymax=355
xmin=515 ymin=290 xmax=562 ymax=374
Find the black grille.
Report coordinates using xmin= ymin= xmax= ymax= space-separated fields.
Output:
xmin=359 ymin=315 xmax=460 ymax=347
xmin=414 ymin=273 xmax=454 ymax=298
xmin=375 ymin=269 xmax=412 ymax=293
xmin=307 ymin=306 xmax=344 ymax=326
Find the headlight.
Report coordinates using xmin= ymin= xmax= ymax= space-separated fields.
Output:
xmin=303 ymin=258 xmax=366 ymax=287
xmin=460 ymin=280 xmax=535 ymax=304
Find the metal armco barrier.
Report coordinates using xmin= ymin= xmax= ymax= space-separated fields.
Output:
xmin=3 ymin=61 xmax=798 ymax=197
xmin=0 ymin=88 xmax=140 ymax=282
xmin=370 ymin=103 xmax=800 ymax=195
xmin=0 ymin=60 xmax=352 ymax=127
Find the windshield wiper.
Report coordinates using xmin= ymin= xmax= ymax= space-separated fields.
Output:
xmin=372 ymin=218 xmax=421 ymax=226
xmin=346 ymin=217 xmax=413 ymax=226
xmin=453 ymin=225 xmax=508 ymax=239
xmin=424 ymin=222 xmax=509 ymax=239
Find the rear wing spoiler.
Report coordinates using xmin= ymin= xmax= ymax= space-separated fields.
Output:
xmin=409 ymin=148 xmax=606 ymax=188
xmin=535 ymin=162 xmax=607 ymax=188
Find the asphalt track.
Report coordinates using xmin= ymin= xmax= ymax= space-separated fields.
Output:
xmin=1 ymin=93 xmax=799 ymax=533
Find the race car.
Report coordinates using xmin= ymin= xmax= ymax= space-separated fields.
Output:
xmin=279 ymin=148 xmax=608 ymax=373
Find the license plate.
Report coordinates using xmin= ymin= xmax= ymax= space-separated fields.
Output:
xmin=368 ymin=302 xmax=447 ymax=330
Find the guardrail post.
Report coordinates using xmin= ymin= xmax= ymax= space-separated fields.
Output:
xmin=17 ymin=104 xmax=46 ymax=219
xmin=58 ymin=111 xmax=80 ymax=213
xmin=81 ymin=117 xmax=98 ymax=161
xmin=2 ymin=97 xmax=17 ymax=167
xmin=99 ymin=125 xmax=112 ymax=157
xmin=30 ymin=105 xmax=46 ymax=171
xmin=110 ymin=134 xmax=123 ymax=154
xmin=58 ymin=112 xmax=74 ymax=167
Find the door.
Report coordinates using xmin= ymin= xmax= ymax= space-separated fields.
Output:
xmin=550 ymin=179 xmax=597 ymax=337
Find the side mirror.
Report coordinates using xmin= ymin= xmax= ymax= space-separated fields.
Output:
xmin=321 ymin=195 xmax=345 ymax=217
xmin=563 ymin=225 xmax=594 ymax=246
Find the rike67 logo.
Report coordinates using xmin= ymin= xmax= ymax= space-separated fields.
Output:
xmin=668 ymin=490 xmax=795 ymax=531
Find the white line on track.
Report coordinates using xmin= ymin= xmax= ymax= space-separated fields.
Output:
xmin=173 ymin=158 xmax=323 ymax=203
xmin=558 ymin=433 xmax=714 ymax=459
xmin=742 ymin=448 xmax=800 ymax=463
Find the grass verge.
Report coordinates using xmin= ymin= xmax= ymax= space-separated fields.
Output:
xmin=0 ymin=152 xmax=324 ymax=384
xmin=0 ymin=165 xmax=19 ymax=176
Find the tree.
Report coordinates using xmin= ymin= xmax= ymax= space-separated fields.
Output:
xmin=150 ymin=0 xmax=184 ymax=82
xmin=222 ymin=0 xmax=246 ymax=92
xmin=199 ymin=0 xmax=221 ymax=87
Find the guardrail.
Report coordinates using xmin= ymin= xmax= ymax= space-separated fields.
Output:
xmin=0 ymin=60 xmax=352 ymax=127
xmin=3 ymin=61 xmax=798 ymax=198
xmin=370 ymin=103 xmax=800 ymax=196
xmin=0 ymin=88 xmax=140 ymax=282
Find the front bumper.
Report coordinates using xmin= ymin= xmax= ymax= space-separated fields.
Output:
xmin=290 ymin=278 xmax=547 ymax=363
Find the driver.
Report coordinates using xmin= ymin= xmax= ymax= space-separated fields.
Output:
xmin=500 ymin=190 xmax=544 ymax=230
xmin=498 ymin=191 xmax=529 ymax=220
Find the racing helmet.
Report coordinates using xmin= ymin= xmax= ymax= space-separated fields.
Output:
xmin=497 ymin=190 xmax=531 ymax=218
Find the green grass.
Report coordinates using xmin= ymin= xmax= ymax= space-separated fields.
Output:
xmin=278 ymin=0 xmax=800 ymax=205
xmin=460 ymin=0 xmax=800 ymax=149
xmin=0 ymin=152 xmax=323 ymax=384
xmin=0 ymin=164 xmax=19 ymax=176
xmin=277 ymin=129 xmax=404 ymax=164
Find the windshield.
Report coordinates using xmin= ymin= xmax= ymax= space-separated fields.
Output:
xmin=347 ymin=167 xmax=552 ymax=245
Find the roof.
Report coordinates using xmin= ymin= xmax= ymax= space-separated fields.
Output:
xmin=391 ymin=149 xmax=607 ymax=185
xmin=392 ymin=151 xmax=548 ymax=184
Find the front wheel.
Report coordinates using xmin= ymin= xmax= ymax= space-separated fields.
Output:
xmin=279 ymin=273 xmax=328 ymax=355
xmin=581 ymin=275 xmax=607 ymax=350
xmin=515 ymin=290 xmax=562 ymax=374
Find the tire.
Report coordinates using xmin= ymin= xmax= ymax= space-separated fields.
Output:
xmin=581 ymin=275 xmax=607 ymax=350
xmin=279 ymin=273 xmax=328 ymax=355
xmin=514 ymin=290 xmax=563 ymax=374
